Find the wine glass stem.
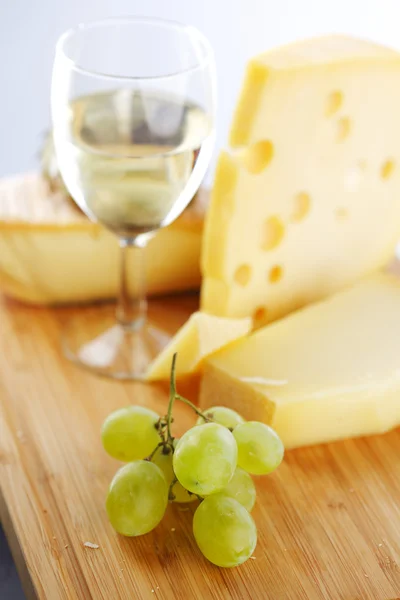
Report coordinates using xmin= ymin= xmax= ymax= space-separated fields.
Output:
xmin=116 ymin=238 xmax=147 ymax=331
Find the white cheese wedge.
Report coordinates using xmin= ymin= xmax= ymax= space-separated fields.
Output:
xmin=0 ymin=173 xmax=205 ymax=304
xmin=201 ymin=35 xmax=400 ymax=327
xmin=200 ymin=273 xmax=400 ymax=449
xmin=145 ymin=312 xmax=251 ymax=381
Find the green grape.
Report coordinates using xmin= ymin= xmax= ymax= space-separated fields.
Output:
xmin=101 ymin=406 xmax=160 ymax=461
xmin=218 ymin=467 xmax=256 ymax=512
xmin=196 ymin=406 xmax=245 ymax=430
xmin=173 ymin=423 xmax=237 ymax=496
xmin=152 ymin=443 xmax=196 ymax=503
xmin=193 ymin=495 xmax=257 ymax=567
xmin=106 ymin=460 xmax=168 ymax=536
xmin=233 ymin=421 xmax=284 ymax=475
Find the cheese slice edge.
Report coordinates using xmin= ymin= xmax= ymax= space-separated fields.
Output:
xmin=200 ymin=273 xmax=400 ymax=448
xmin=145 ymin=312 xmax=251 ymax=381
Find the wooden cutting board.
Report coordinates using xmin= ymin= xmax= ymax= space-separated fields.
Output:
xmin=0 ymin=293 xmax=399 ymax=600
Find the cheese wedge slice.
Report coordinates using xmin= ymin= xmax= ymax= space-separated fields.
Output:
xmin=200 ymin=273 xmax=400 ymax=449
xmin=0 ymin=173 xmax=205 ymax=305
xmin=145 ymin=312 xmax=251 ymax=381
xmin=201 ymin=35 xmax=400 ymax=327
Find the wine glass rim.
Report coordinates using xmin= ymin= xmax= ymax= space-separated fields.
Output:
xmin=55 ymin=16 xmax=214 ymax=81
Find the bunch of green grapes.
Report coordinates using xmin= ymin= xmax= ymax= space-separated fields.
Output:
xmin=101 ymin=358 xmax=284 ymax=568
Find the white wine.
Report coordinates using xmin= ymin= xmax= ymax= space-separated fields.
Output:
xmin=53 ymin=90 xmax=213 ymax=237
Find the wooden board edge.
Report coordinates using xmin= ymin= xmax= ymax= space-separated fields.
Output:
xmin=0 ymin=487 xmax=38 ymax=600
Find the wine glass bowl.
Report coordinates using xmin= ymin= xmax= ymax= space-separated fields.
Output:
xmin=51 ymin=18 xmax=216 ymax=379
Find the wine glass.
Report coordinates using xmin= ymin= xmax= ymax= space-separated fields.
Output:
xmin=51 ymin=17 xmax=216 ymax=379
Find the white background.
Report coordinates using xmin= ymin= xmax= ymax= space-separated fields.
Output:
xmin=1 ymin=0 xmax=400 ymax=179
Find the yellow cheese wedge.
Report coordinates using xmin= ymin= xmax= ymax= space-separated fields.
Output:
xmin=145 ymin=312 xmax=251 ymax=381
xmin=0 ymin=173 xmax=205 ymax=305
xmin=201 ymin=35 xmax=400 ymax=327
xmin=200 ymin=273 xmax=400 ymax=449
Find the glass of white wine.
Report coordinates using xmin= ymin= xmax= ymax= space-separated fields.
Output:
xmin=51 ymin=17 xmax=216 ymax=379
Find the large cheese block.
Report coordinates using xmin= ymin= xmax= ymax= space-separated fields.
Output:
xmin=200 ymin=273 xmax=400 ymax=449
xmin=0 ymin=173 xmax=205 ymax=305
xmin=145 ymin=312 xmax=251 ymax=381
xmin=201 ymin=36 xmax=400 ymax=327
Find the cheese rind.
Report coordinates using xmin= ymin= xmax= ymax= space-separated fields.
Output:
xmin=202 ymin=35 xmax=400 ymax=327
xmin=0 ymin=173 xmax=205 ymax=304
xmin=200 ymin=274 xmax=400 ymax=448
xmin=145 ymin=312 xmax=251 ymax=381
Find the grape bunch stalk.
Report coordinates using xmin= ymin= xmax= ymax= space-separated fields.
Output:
xmin=102 ymin=354 xmax=284 ymax=568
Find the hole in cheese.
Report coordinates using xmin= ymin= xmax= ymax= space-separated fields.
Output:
xmin=261 ymin=216 xmax=285 ymax=251
xmin=269 ymin=265 xmax=283 ymax=283
xmin=336 ymin=117 xmax=351 ymax=142
xmin=325 ymin=90 xmax=343 ymax=117
xmin=381 ymin=159 xmax=395 ymax=180
xmin=244 ymin=140 xmax=274 ymax=174
xmin=291 ymin=192 xmax=311 ymax=222
xmin=335 ymin=207 xmax=348 ymax=221
xmin=252 ymin=306 xmax=268 ymax=327
xmin=234 ymin=264 xmax=252 ymax=286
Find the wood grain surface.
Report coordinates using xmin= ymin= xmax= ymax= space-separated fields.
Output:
xmin=0 ymin=293 xmax=400 ymax=600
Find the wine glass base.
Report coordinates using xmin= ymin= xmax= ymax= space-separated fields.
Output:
xmin=62 ymin=309 xmax=171 ymax=380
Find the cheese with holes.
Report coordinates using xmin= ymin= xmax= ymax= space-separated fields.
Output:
xmin=145 ymin=312 xmax=251 ymax=381
xmin=0 ymin=173 xmax=205 ymax=305
xmin=201 ymin=36 xmax=400 ymax=327
xmin=200 ymin=273 xmax=400 ymax=448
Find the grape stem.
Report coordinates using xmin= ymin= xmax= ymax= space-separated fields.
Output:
xmin=145 ymin=441 xmax=165 ymax=462
xmin=168 ymin=476 xmax=178 ymax=501
xmin=189 ymin=491 xmax=203 ymax=502
xmin=175 ymin=394 xmax=211 ymax=422
xmin=166 ymin=354 xmax=211 ymax=445
xmin=166 ymin=354 xmax=178 ymax=443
